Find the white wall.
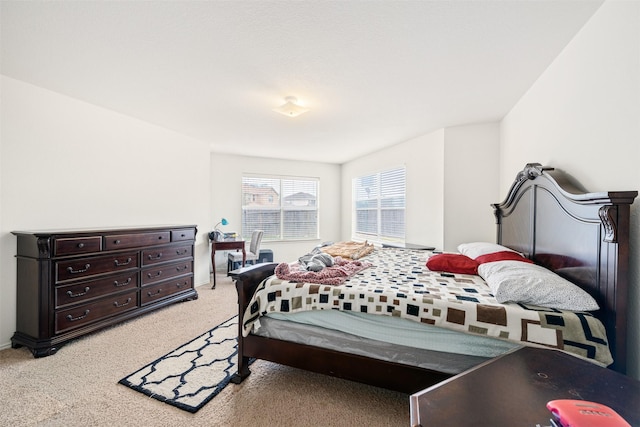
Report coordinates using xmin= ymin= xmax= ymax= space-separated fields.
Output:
xmin=444 ymin=123 xmax=500 ymax=250
xmin=209 ymin=152 xmax=341 ymax=266
xmin=341 ymin=129 xmax=445 ymax=249
xmin=341 ymin=123 xmax=499 ymax=252
xmin=500 ymin=0 xmax=640 ymax=378
xmin=0 ymin=76 xmax=212 ymax=350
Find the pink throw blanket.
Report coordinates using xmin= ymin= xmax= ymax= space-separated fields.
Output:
xmin=274 ymin=257 xmax=372 ymax=285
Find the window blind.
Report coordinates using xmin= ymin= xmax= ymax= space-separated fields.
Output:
xmin=242 ymin=175 xmax=319 ymax=241
xmin=353 ymin=166 xmax=405 ymax=243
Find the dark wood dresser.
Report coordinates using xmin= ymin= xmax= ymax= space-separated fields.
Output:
xmin=11 ymin=225 xmax=198 ymax=357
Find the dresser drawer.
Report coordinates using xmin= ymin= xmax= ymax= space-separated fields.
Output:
xmin=141 ymin=244 xmax=193 ymax=266
xmin=104 ymin=231 xmax=170 ymax=250
xmin=171 ymin=228 xmax=196 ymax=242
xmin=55 ymin=272 xmax=139 ymax=308
xmin=142 ymin=260 xmax=193 ymax=286
xmin=141 ymin=276 xmax=193 ymax=306
xmin=55 ymin=290 xmax=138 ymax=333
xmin=54 ymin=236 xmax=102 ymax=256
xmin=55 ymin=251 xmax=138 ymax=283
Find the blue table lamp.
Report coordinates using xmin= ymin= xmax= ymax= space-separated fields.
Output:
xmin=214 ymin=218 xmax=228 ymax=231
xmin=210 ymin=218 xmax=229 ymax=241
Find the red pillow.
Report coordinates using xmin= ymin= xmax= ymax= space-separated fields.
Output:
xmin=426 ymin=254 xmax=479 ymax=275
xmin=475 ymin=251 xmax=533 ymax=265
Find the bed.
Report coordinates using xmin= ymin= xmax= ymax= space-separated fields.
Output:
xmin=230 ymin=163 xmax=637 ymax=393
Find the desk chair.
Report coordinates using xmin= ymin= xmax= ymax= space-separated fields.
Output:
xmin=228 ymin=230 xmax=263 ymax=273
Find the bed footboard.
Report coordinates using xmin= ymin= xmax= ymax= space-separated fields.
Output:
xmin=229 ymin=262 xmax=278 ymax=384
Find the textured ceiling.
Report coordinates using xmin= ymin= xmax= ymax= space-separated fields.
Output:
xmin=1 ymin=1 xmax=603 ymax=164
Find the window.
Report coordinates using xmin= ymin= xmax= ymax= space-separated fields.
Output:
xmin=353 ymin=166 xmax=406 ymax=244
xmin=242 ymin=175 xmax=319 ymax=241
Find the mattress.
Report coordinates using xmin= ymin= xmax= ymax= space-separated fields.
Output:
xmin=254 ymin=315 xmax=500 ymax=374
xmin=263 ymin=310 xmax=520 ymax=357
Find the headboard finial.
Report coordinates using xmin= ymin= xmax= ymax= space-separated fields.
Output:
xmin=519 ymin=163 xmax=554 ymax=181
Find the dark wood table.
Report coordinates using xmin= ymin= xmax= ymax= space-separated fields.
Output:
xmin=410 ymin=346 xmax=640 ymax=427
xmin=210 ymin=239 xmax=245 ymax=288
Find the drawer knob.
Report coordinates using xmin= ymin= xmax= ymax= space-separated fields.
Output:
xmin=148 ymin=253 xmax=163 ymax=260
xmin=77 ymin=243 xmax=85 ymax=249
xmin=114 ymin=239 xmax=120 ymax=244
xmin=148 ymin=271 xmax=162 ymax=278
xmin=67 ymin=264 xmax=91 ymax=274
xmin=147 ymin=289 xmax=162 ymax=297
xmin=66 ymin=310 xmax=90 ymax=322
xmin=67 ymin=287 xmax=90 ymax=298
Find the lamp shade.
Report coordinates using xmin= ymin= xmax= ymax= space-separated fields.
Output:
xmin=273 ymin=96 xmax=309 ymax=117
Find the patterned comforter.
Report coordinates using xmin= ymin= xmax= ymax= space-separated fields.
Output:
xmin=242 ymin=248 xmax=612 ymax=366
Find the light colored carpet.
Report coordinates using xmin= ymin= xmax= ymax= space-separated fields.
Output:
xmin=0 ymin=274 xmax=408 ymax=427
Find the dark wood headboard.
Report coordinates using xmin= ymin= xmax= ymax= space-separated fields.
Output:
xmin=493 ymin=163 xmax=637 ymax=373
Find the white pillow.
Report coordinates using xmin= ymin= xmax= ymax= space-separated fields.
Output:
xmin=477 ymin=260 xmax=599 ymax=311
xmin=457 ymin=242 xmax=519 ymax=259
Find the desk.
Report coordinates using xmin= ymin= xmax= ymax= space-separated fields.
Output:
xmin=410 ymin=346 xmax=639 ymax=426
xmin=210 ymin=239 xmax=245 ymax=289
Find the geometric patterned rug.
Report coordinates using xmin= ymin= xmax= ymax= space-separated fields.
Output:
xmin=119 ymin=316 xmax=247 ymax=413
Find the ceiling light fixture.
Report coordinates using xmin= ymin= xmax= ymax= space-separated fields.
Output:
xmin=273 ymin=96 xmax=309 ymax=117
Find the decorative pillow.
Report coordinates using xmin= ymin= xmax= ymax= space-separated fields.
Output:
xmin=457 ymin=242 xmax=520 ymax=260
xmin=426 ymin=253 xmax=478 ymax=275
xmin=477 ymin=261 xmax=599 ymax=311
xmin=475 ymin=251 xmax=533 ymax=265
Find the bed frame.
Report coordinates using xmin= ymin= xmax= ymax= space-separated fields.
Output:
xmin=230 ymin=163 xmax=637 ymax=393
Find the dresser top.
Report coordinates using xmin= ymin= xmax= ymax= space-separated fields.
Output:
xmin=12 ymin=225 xmax=197 ymax=237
